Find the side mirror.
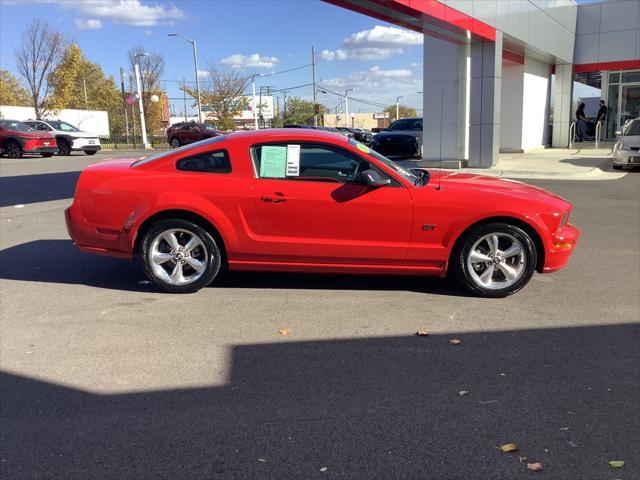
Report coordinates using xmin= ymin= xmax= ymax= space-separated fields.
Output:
xmin=361 ymin=169 xmax=390 ymax=187
xmin=615 ymin=130 xmax=621 ymax=136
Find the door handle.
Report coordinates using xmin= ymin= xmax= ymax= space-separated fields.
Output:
xmin=260 ymin=193 xmax=290 ymax=203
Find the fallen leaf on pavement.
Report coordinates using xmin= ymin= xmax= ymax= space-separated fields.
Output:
xmin=519 ymin=456 xmax=528 ymax=463
xmin=527 ymin=462 xmax=543 ymax=471
xmin=608 ymin=460 xmax=624 ymax=468
xmin=278 ymin=328 xmax=291 ymax=335
xmin=320 ymin=467 xmax=328 ymax=472
xmin=500 ymin=443 xmax=518 ymax=453
xmin=416 ymin=330 xmax=429 ymax=336
xmin=258 ymin=458 xmax=267 ymax=463
xmin=458 ymin=390 xmax=470 ymax=396
xmin=449 ymin=339 xmax=462 ymax=345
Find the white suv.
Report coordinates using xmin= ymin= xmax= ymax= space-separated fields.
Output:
xmin=24 ymin=119 xmax=101 ymax=156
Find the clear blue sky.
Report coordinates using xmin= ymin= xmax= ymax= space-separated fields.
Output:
xmin=0 ymin=0 xmax=425 ymax=116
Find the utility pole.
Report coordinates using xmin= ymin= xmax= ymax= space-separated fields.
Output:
xmin=119 ymin=67 xmax=130 ymax=143
xmin=396 ymin=95 xmax=404 ymax=121
xmin=344 ymin=89 xmax=353 ymax=127
xmin=282 ymin=90 xmax=288 ymax=125
xmin=82 ymin=77 xmax=89 ymax=109
xmin=182 ymin=77 xmax=188 ymax=122
xmin=312 ymin=46 xmax=318 ymax=126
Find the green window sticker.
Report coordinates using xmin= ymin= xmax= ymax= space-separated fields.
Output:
xmin=356 ymin=142 xmax=370 ymax=154
xmin=259 ymin=146 xmax=287 ymax=178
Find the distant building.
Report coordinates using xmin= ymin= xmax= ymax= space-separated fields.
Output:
xmin=323 ymin=112 xmax=390 ymax=130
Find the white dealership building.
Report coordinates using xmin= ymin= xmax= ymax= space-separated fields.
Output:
xmin=329 ymin=0 xmax=640 ymax=166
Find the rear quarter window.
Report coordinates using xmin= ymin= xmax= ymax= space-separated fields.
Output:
xmin=176 ymin=150 xmax=231 ymax=173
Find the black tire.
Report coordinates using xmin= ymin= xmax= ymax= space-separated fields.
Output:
xmin=170 ymin=137 xmax=181 ymax=149
xmin=139 ymin=219 xmax=222 ymax=293
xmin=41 ymin=152 xmax=54 ymax=158
xmin=85 ymin=150 xmax=97 ymax=155
xmin=5 ymin=140 xmax=22 ymax=158
xmin=452 ymin=222 xmax=537 ymax=298
xmin=57 ymin=139 xmax=71 ymax=156
xmin=612 ymin=164 xmax=623 ymax=170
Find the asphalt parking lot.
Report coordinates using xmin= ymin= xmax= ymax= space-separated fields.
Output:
xmin=1 ymin=151 xmax=639 ymax=479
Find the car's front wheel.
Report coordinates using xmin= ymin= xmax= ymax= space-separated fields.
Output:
xmin=5 ymin=140 xmax=22 ymax=158
xmin=57 ymin=139 xmax=71 ymax=156
xmin=170 ymin=137 xmax=181 ymax=148
xmin=139 ymin=219 xmax=222 ymax=293
xmin=85 ymin=150 xmax=97 ymax=155
xmin=453 ymin=223 xmax=537 ymax=298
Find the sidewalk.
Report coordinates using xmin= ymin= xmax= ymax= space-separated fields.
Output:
xmin=402 ymin=147 xmax=630 ymax=181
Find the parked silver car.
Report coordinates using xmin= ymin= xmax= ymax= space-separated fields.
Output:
xmin=24 ymin=119 xmax=101 ymax=156
xmin=613 ymin=118 xmax=640 ymax=169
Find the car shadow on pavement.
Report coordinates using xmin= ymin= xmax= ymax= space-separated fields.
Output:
xmin=0 ymin=171 xmax=80 ymax=207
xmin=0 ymin=239 xmax=469 ymax=296
xmin=1 ymin=324 xmax=639 ymax=479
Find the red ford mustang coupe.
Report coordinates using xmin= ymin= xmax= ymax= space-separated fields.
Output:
xmin=66 ymin=129 xmax=579 ymax=297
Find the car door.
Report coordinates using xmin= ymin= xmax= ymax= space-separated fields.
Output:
xmin=251 ymin=142 xmax=413 ymax=265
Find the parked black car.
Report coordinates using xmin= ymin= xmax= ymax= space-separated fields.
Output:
xmin=370 ymin=118 xmax=423 ymax=159
xmin=337 ymin=127 xmax=373 ymax=145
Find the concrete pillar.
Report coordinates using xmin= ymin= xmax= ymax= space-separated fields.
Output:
xmin=422 ymin=34 xmax=461 ymax=161
xmin=500 ymin=63 xmax=525 ymax=152
xmin=469 ymin=31 xmax=502 ymax=168
xmin=552 ymin=63 xmax=573 ymax=148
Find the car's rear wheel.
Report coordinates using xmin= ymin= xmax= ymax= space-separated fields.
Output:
xmin=41 ymin=152 xmax=54 ymax=157
xmin=453 ymin=223 xmax=537 ymax=298
xmin=170 ymin=137 xmax=181 ymax=148
xmin=140 ymin=219 xmax=221 ymax=293
xmin=57 ymin=139 xmax=71 ymax=156
xmin=5 ymin=140 xmax=22 ymax=158
xmin=85 ymin=150 xmax=97 ymax=155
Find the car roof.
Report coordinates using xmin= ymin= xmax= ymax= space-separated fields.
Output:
xmin=226 ymin=128 xmax=349 ymax=143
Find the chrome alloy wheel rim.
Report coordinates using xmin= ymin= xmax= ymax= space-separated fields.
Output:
xmin=171 ymin=138 xmax=180 ymax=148
xmin=467 ymin=233 xmax=526 ymax=290
xmin=149 ymin=228 xmax=208 ymax=285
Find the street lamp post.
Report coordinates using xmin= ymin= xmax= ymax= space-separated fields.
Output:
xmin=344 ymin=89 xmax=354 ymax=127
xmin=168 ymin=33 xmax=202 ymax=123
xmin=396 ymin=95 xmax=404 ymax=121
xmin=251 ymin=73 xmax=263 ymax=130
xmin=134 ymin=52 xmax=151 ymax=149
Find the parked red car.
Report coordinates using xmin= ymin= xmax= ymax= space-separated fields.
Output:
xmin=66 ymin=129 xmax=579 ymax=296
xmin=166 ymin=122 xmax=223 ymax=148
xmin=0 ymin=119 xmax=58 ymax=158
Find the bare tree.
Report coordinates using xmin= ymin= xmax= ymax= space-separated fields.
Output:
xmin=182 ymin=63 xmax=249 ymax=130
xmin=14 ymin=19 xmax=67 ymax=119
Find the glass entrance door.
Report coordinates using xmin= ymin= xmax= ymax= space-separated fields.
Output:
xmin=619 ymin=84 xmax=640 ymax=129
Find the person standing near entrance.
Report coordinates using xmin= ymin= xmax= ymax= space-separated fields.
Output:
xmin=575 ymin=102 xmax=588 ymax=142
xmin=595 ymin=100 xmax=607 ymax=141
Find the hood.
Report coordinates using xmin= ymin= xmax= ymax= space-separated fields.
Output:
xmin=620 ymin=134 xmax=640 ymax=147
xmin=57 ymin=130 xmax=96 ymax=138
xmin=430 ymin=170 xmax=571 ymax=208
xmin=374 ymin=130 xmax=421 ymax=140
xmin=10 ymin=130 xmax=54 ymax=140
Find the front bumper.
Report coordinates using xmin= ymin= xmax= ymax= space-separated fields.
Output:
xmin=542 ymin=223 xmax=580 ymax=273
xmin=23 ymin=146 xmax=58 ymax=154
xmin=613 ymin=149 xmax=640 ymax=166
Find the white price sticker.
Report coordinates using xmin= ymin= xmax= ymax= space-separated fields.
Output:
xmin=286 ymin=144 xmax=300 ymax=176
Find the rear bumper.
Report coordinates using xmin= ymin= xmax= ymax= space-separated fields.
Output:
xmin=65 ymin=200 xmax=133 ymax=259
xmin=542 ymin=223 xmax=580 ymax=273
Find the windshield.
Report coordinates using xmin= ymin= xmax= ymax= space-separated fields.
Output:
xmin=0 ymin=120 xmax=34 ymax=132
xmin=202 ymin=124 xmax=218 ymax=131
xmin=132 ymin=135 xmax=227 ymax=167
xmin=348 ymin=139 xmax=421 ymax=184
xmin=49 ymin=121 xmax=80 ymax=132
xmin=387 ymin=118 xmax=422 ymax=131
xmin=623 ymin=119 xmax=640 ymax=136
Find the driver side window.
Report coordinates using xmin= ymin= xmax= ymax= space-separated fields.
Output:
xmin=254 ymin=143 xmax=371 ymax=183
